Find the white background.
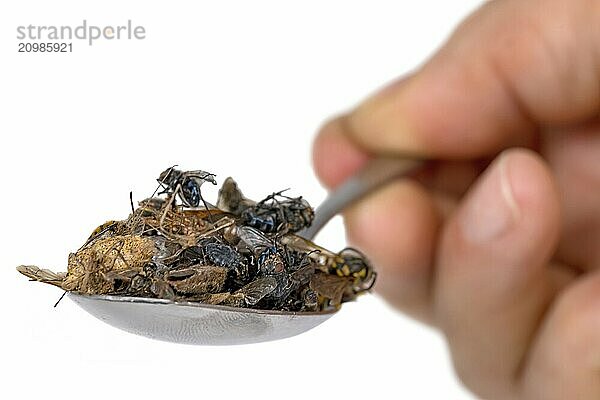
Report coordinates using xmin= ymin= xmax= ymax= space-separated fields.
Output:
xmin=1 ymin=1 xmax=483 ymax=399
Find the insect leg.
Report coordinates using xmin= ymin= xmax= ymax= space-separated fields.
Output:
xmin=198 ymin=190 xmax=214 ymax=223
xmin=159 ymin=186 xmax=180 ymax=228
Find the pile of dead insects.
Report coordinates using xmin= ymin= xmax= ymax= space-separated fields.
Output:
xmin=17 ymin=167 xmax=376 ymax=312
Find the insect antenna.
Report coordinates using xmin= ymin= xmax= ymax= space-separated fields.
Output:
xmin=54 ymin=291 xmax=67 ymax=308
xmin=129 ymin=191 xmax=135 ymax=213
xmin=299 ymin=249 xmax=320 ymax=267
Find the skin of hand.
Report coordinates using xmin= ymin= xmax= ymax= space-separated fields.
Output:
xmin=312 ymin=1 xmax=600 ymax=399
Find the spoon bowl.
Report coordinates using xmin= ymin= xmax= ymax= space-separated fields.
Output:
xmin=69 ymin=293 xmax=337 ymax=345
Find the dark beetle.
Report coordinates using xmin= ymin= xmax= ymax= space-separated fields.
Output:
xmin=202 ymin=240 xmax=252 ymax=284
xmin=204 ymin=241 xmax=243 ymax=269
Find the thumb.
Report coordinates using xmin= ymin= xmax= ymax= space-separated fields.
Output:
xmin=346 ymin=0 xmax=600 ymax=158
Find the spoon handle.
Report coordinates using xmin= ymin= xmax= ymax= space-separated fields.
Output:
xmin=298 ymin=157 xmax=424 ymax=241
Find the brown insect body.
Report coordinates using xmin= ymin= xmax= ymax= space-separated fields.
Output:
xmin=64 ymin=235 xmax=157 ymax=294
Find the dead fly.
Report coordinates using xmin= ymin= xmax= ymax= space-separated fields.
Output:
xmin=17 ymin=166 xmax=375 ymax=313
xmin=157 ymin=167 xmax=217 ymax=209
xmin=241 ymin=192 xmax=313 ymax=234
xmin=217 ymin=179 xmax=313 ymax=234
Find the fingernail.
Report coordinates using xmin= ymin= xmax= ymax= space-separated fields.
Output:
xmin=459 ymin=153 xmax=521 ymax=243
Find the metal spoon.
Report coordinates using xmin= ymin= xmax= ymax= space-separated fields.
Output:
xmin=68 ymin=157 xmax=424 ymax=345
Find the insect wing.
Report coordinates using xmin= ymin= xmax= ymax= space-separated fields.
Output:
xmin=290 ymin=264 xmax=314 ymax=286
xmin=281 ymin=234 xmax=333 ymax=257
xmin=309 ymin=273 xmax=353 ymax=305
xmin=165 ymin=266 xmax=228 ymax=295
xmin=237 ymin=276 xmax=277 ymax=305
xmin=186 ymin=170 xmax=217 ymax=185
xmin=17 ymin=265 xmax=66 ymax=288
xmin=280 ymin=234 xmax=338 ymax=272
xmin=236 ymin=226 xmax=274 ymax=256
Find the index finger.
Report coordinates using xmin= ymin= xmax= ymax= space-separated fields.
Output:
xmin=344 ymin=0 xmax=600 ymax=158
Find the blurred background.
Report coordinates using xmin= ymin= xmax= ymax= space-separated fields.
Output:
xmin=1 ymin=1 xmax=483 ymax=398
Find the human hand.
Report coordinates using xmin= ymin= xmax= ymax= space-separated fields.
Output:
xmin=312 ymin=1 xmax=600 ymax=398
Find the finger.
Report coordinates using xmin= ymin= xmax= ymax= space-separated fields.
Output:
xmin=415 ymin=159 xmax=485 ymax=198
xmin=543 ymin=122 xmax=600 ymax=269
xmin=346 ymin=0 xmax=600 ymax=157
xmin=313 ymin=116 xmax=486 ymax=197
xmin=434 ymin=149 xmax=561 ymax=398
xmin=520 ymin=269 xmax=600 ymax=399
xmin=343 ymin=179 xmax=440 ymax=323
xmin=312 ymin=116 xmax=370 ymax=189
